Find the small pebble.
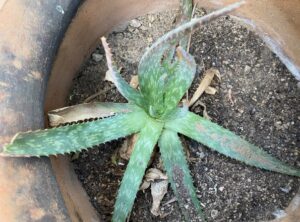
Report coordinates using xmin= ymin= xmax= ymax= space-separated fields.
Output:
xmin=130 ymin=19 xmax=142 ymax=28
xmin=219 ymin=186 xmax=225 ymax=192
xmin=272 ymin=209 xmax=286 ymax=219
xmin=92 ymin=53 xmax=103 ymax=62
xmin=148 ymin=15 xmax=155 ymax=22
xmin=198 ymin=152 xmax=205 ymax=159
xmin=140 ymin=25 xmax=148 ymax=31
xmin=280 ymin=185 xmax=291 ymax=193
xmin=244 ymin=65 xmax=251 ymax=74
xmin=238 ymin=108 xmax=244 ymax=114
xmin=211 ymin=209 xmax=219 ymax=219
xmin=250 ymin=107 xmax=256 ymax=115
xmin=56 ymin=5 xmax=65 ymax=14
xmin=147 ymin=37 xmax=153 ymax=43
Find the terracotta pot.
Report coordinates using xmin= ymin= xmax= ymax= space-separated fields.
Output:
xmin=0 ymin=0 xmax=299 ymax=221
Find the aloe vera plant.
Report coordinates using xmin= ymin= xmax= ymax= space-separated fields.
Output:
xmin=2 ymin=2 xmax=300 ymax=222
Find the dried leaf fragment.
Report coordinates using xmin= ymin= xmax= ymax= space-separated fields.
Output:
xmin=119 ymin=134 xmax=139 ymax=160
xmin=104 ymin=70 xmax=114 ymax=83
xmin=193 ymin=101 xmax=212 ymax=120
xmin=150 ymin=180 xmax=169 ymax=216
xmin=226 ymin=88 xmax=236 ymax=106
xmin=145 ymin=168 xmax=168 ymax=181
xmin=129 ymin=75 xmax=139 ymax=89
xmin=48 ymin=102 xmax=123 ymax=126
xmin=140 ymin=181 xmax=151 ymax=191
xmin=139 ymin=168 xmax=169 ymax=215
xmin=189 ymin=68 xmax=220 ymax=106
xmin=204 ymin=86 xmax=217 ymax=95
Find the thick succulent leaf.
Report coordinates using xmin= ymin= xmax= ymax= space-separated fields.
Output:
xmin=138 ymin=43 xmax=170 ymax=117
xmin=163 ymin=47 xmax=196 ymax=116
xmin=2 ymin=110 xmax=148 ymax=157
xmin=113 ymin=119 xmax=163 ymax=222
xmin=137 ymin=0 xmax=193 ymax=114
xmin=48 ymin=102 xmax=137 ymax=127
xmin=165 ymin=110 xmax=300 ymax=177
xmin=159 ymin=129 xmax=204 ymax=221
xmin=163 ymin=0 xmax=193 ymax=64
xmin=101 ymin=37 xmax=145 ymax=107
xmin=179 ymin=0 xmax=193 ymax=49
xmin=138 ymin=1 xmax=242 ymax=117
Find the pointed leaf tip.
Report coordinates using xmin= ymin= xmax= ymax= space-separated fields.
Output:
xmin=113 ymin=119 xmax=163 ymax=222
xmin=166 ymin=110 xmax=300 ymax=177
xmin=101 ymin=37 xmax=145 ymax=107
xmin=159 ymin=129 xmax=205 ymax=221
xmin=3 ymin=111 xmax=148 ymax=157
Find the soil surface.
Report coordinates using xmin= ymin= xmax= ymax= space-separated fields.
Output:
xmin=70 ymin=9 xmax=300 ymax=222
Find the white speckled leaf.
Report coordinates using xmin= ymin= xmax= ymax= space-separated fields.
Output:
xmin=159 ymin=129 xmax=204 ymax=221
xmin=138 ymin=43 xmax=170 ymax=117
xmin=166 ymin=110 xmax=300 ymax=177
xmin=113 ymin=119 xmax=163 ymax=222
xmin=101 ymin=37 xmax=145 ymax=108
xmin=3 ymin=110 xmax=148 ymax=157
xmin=163 ymin=47 xmax=196 ymax=116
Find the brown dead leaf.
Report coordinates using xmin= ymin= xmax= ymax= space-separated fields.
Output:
xmin=189 ymin=68 xmax=220 ymax=107
xmin=129 ymin=75 xmax=139 ymax=89
xmin=140 ymin=168 xmax=168 ymax=192
xmin=226 ymin=88 xmax=236 ymax=106
xmin=104 ymin=70 xmax=114 ymax=83
xmin=48 ymin=101 xmax=115 ymax=127
xmin=104 ymin=67 xmax=123 ymax=83
xmin=140 ymin=181 xmax=151 ymax=191
xmin=197 ymin=101 xmax=211 ymax=120
xmin=119 ymin=134 xmax=139 ymax=160
xmin=157 ymin=158 xmax=164 ymax=171
xmin=204 ymin=86 xmax=217 ymax=95
xmin=145 ymin=168 xmax=168 ymax=181
xmin=162 ymin=197 xmax=177 ymax=206
xmin=150 ymin=180 xmax=169 ymax=216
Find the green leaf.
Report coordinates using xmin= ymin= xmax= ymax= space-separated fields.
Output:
xmin=163 ymin=47 xmax=196 ymax=116
xmin=113 ymin=118 xmax=163 ymax=222
xmin=162 ymin=0 xmax=193 ymax=64
xmin=138 ymin=45 xmax=195 ymax=119
xmin=166 ymin=110 xmax=300 ymax=177
xmin=101 ymin=37 xmax=145 ymax=107
xmin=137 ymin=1 xmax=243 ymax=117
xmin=2 ymin=110 xmax=148 ymax=157
xmin=159 ymin=129 xmax=205 ymax=221
xmin=137 ymin=4 xmax=194 ymax=117
xmin=179 ymin=0 xmax=193 ymax=49
xmin=138 ymin=43 xmax=170 ymax=117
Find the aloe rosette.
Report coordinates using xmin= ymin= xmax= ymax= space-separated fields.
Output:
xmin=2 ymin=2 xmax=299 ymax=222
